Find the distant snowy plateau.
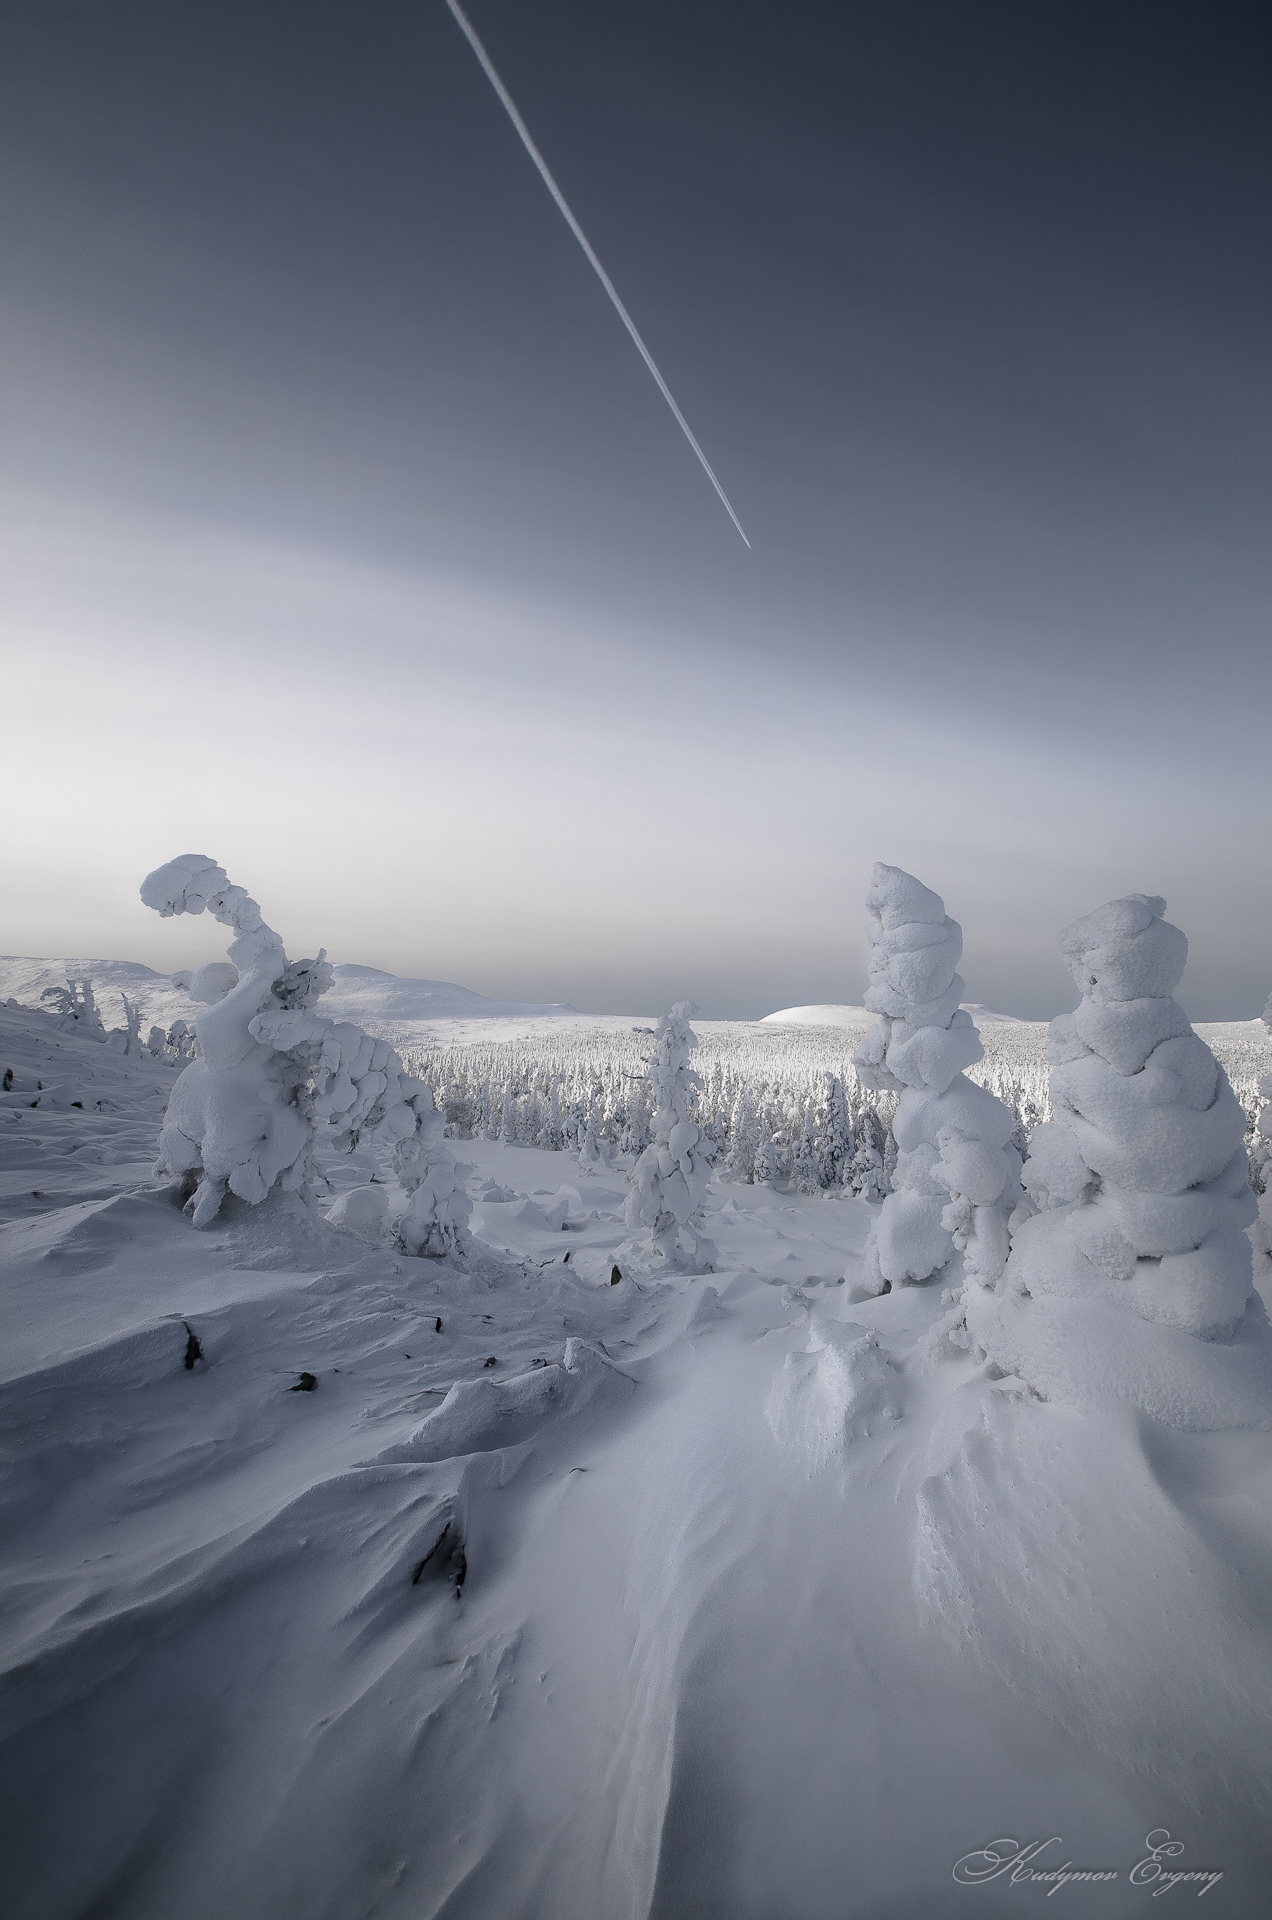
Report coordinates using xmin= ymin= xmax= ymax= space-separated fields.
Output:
xmin=2 ymin=961 xmax=1272 ymax=1916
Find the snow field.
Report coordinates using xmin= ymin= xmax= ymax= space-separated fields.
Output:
xmin=4 ymin=994 xmax=1272 ymax=1915
xmin=10 ymin=843 xmax=1272 ymax=1920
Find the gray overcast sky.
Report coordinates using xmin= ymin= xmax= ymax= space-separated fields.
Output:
xmin=2 ymin=1 xmax=1270 ymax=1017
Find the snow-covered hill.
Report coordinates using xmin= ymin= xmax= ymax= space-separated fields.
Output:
xmin=0 ymin=956 xmax=578 ymax=1049
xmin=760 ymin=1001 xmax=872 ymax=1030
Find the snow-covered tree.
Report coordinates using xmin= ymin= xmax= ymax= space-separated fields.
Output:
xmin=753 ymin=1124 xmax=779 ymax=1189
xmin=848 ymin=1108 xmax=888 ymax=1201
xmin=966 ymin=894 xmax=1272 ymax=1426
xmin=40 ymin=978 xmax=106 ymax=1041
xmin=140 ymin=854 xmax=468 ymax=1252
xmin=852 ymin=864 xmax=1021 ymax=1291
xmin=727 ymin=1085 xmax=760 ymax=1182
xmin=390 ymin=1090 xmax=472 ymax=1255
xmin=625 ymin=1002 xmax=717 ymax=1269
xmin=791 ymin=1098 xmax=822 ymax=1195
xmin=812 ymin=1071 xmax=853 ymax=1190
xmin=105 ymin=993 xmax=143 ymax=1056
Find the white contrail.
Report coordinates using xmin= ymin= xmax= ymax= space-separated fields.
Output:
xmin=445 ymin=0 xmax=751 ymax=549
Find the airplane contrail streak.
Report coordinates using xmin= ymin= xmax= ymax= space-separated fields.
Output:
xmin=445 ymin=0 xmax=751 ymax=549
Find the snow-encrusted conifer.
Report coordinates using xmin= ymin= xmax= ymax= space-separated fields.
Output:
xmin=813 ymin=1071 xmax=853 ymax=1190
xmin=966 ymin=894 xmax=1272 ymax=1427
xmin=389 ymin=1090 xmax=470 ymax=1256
xmin=849 ymin=1109 xmax=888 ymax=1201
xmin=853 ymin=865 xmax=1020 ymax=1291
xmin=41 ymin=978 xmax=106 ymax=1041
xmin=728 ymin=1086 xmax=760 ymax=1182
xmin=792 ymin=1098 xmax=822 ymax=1195
xmin=753 ymin=1125 xmax=778 ymax=1189
xmin=578 ymin=1116 xmax=602 ymax=1169
xmin=625 ymin=1002 xmax=717 ymax=1269
xmin=140 ymin=854 xmax=468 ymax=1251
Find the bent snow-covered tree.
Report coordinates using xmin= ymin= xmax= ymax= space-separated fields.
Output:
xmin=966 ymin=894 xmax=1272 ymax=1429
xmin=40 ymin=977 xmax=106 ymax=1041
xmin=625 ymin=1003 xmax=717 ymax=1269
xmin=853 ymin=865 xmax=1020 ymax=1291
xmin=140 ymin=854 xmax=468 ymax=1252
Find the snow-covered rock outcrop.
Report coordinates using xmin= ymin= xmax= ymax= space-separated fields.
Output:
xmin=966 ymin=894 xmax=1272 ymax=1429
xmin=625 ymin=1003 xmax=717 ymax=1270
xmin=852 ymin=866 xmax=1020 ymax=1291
xmin=140 ymin=855 xmax=468 ymax=1251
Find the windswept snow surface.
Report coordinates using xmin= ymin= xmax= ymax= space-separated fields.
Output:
xmin=3 ymin=999 xmax=1272 ymax=1917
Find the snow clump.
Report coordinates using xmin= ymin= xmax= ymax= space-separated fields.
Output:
xmin=625 ymin=1002 xmax=717 ymax=1270
xmin=852 ymin=865 xmax=1021 ymax=1292
xmin=140 ymin=854 xmax=468 ymax=1252
xmin=965 ymin=894 xmax=1272 ymax=1429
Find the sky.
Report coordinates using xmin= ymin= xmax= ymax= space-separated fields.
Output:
xmin=2 ymin=0 xmax=1270 ymax=1019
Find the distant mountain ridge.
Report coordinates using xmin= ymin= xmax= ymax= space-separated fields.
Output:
xmin=0 ymin=956 xmax=576 ymax=1039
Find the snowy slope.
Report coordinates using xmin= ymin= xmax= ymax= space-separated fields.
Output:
xmin=3 ymin=999 xmax=1272 ymax=1915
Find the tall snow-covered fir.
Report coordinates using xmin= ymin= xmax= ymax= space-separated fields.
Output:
xmin=966 ymin=893 xmax=1272 ymax=1427
xmin=624 ymin=1002 xmax=717 ymax=1269
xmin=852 ymin=864 xmax=1021 ymax=1292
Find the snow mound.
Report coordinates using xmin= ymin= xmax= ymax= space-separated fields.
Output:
xmin=385 ymin=1340 xmax=634 ymax=1463
xmin=766 ymin=1322 xmax=898 ymax=1469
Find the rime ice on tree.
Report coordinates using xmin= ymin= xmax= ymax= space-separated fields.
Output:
xmin=140 ymin=854 xmax=468 ymax=1252
xmin=852 ymin=865 xmax=1020 ymax=1291
xmin=625 ymin=1003 xmax=717 ymax=1270
xmin=966 ymin=894 xmax=1272 ymax=1429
